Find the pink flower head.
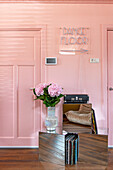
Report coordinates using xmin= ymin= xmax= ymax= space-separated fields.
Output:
xmin=48 ymin=83 xmax=63 ymax=97
xmin=42 ymin=83 xmax=48 ymax=88
xmin=35 ymin=83 xmax=48 ymax=96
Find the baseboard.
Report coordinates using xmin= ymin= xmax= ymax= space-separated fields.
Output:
xmin=0 ymin=146 xmax=39 ymax=148
xmin=108 ymin=145 xmax=113 ymax=148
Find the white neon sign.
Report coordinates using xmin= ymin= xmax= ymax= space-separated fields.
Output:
xmin=59 ymin=27 xmax=89 ymax=54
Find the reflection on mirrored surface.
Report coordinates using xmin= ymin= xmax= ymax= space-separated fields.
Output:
xmin=63 ymin=103 xmax=97 ymax=134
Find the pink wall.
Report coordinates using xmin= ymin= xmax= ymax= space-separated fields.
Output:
xmin=0 ymin=3 xmax=113 ymax=134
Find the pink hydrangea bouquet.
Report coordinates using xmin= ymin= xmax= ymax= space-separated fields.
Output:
xmin=33 ymin=83 xmax=64 ymax=107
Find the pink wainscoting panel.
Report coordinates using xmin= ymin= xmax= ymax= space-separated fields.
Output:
xmin=18 ymin=66 xmax=35 ymax=137
xmin=0 ymin=37 xmax=34 ymax=61
xmin=0 ymin=66 xmax=14 ymax=137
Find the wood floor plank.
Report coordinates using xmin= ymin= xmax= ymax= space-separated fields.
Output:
xmin=0 ymin=148 xmax=112 ymax=169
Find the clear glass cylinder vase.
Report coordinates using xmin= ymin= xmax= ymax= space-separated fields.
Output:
xmin=45 ymin=107 xmax=58 ymax=132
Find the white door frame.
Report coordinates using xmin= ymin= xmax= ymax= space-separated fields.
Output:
xmin=102 ymin=24 xmax=113 ymax=148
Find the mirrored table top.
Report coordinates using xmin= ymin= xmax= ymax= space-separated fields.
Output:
xmin=41 ymin=126 xmax=68 ymax=135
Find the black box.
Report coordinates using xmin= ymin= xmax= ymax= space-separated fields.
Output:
xmin=64 ymin=94 xmax=89 ymax=104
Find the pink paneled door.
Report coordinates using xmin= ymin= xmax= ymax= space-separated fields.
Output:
xmin=0 ymin=30 xmax=41 ymax=146
xmin=107 ymin=31 xmax=113 ymax=146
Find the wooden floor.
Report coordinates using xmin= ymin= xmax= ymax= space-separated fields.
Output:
xmin=0 ymin=148 xmax=112 ymax=170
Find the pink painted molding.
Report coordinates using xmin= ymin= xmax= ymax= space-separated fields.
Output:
xmin=0 ymin=0 xmax=113 ymax=4
xmin=101 ymin=24 xmax=113 ymax=136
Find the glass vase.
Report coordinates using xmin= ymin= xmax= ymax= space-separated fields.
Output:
xmin=45 ymin=107 xmax=58 ymax=132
